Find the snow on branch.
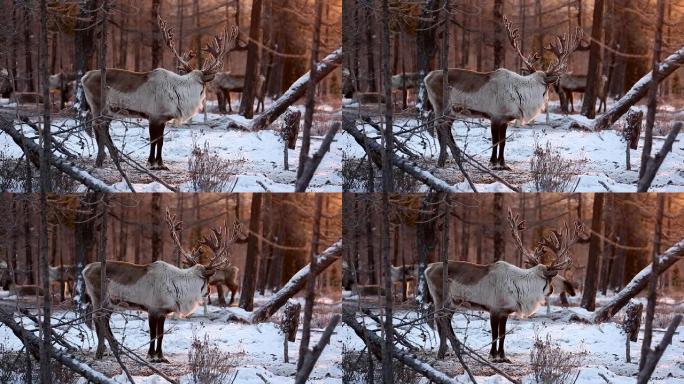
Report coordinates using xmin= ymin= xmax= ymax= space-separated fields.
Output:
xmin=342 ymin=311 xmax=459 ymax=384
xmin=593 ymin=237 xmax=684 ymax=323
xmin=248 ymin=47 xmax=342 ymax=131
xmin=343 ymin=117 xmax=463 ymax=193
xmin=594 ymin=44 xmax=684 ymax=131
xmin=0 ymin=306 xmax=118 ymax=384
xmin=226 ymin=240 xmax=342 ymax=323
xmin=637 ymin=122 xmax=682 ymax=192
xmin=0 ymin=114 xmax=116 ymax=193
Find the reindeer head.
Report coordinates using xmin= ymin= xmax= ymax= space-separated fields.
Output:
xmin=507 ymin=209 xmax=587 ymax=280
xmin=165 ymin=209 xmax=243 ymax=279
xmin=504 ymin=16 xmax=584 ymax=85
xmin=158 ymin=17 xmax=239 ymax=83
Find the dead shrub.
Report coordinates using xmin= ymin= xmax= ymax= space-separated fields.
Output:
xmin=340 ymin=155 xmax=418 ymax=193
xmin=0 ymin=342 xmax=77 ymax=384
xmin=0 ymin=151 xmax=23 ymax=192
xmin=188 ymin=140 xmax=237 ymax=192
xmin=530 ymin=140 xmax=582 ymax=192
xmin=188 ymin=334 xmax=237 ymax=384
xmin=530 ymin=333 xmax=585 ymax=384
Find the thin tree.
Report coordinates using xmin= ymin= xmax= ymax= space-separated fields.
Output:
xmin=638 ymin=0 xmax=665 ymax=179
xmin=38 ymin=0 xmax=52 ymax=379
xmin=381 ymin=0 xmax=394 ymax=192
xmin=151 ymin=0 xmax=162 ymax=68
xmin=581 ymin=0 xmax=604 ymax=118
xmin=239 ymin=0 xmax=263 ymax=118
xmin=493 ymin=193 xmax=504 ymax=261
xmin=493 ymin=0 xmax=504 ymax=68
xmin=639 ymin=194 xmax=664 ymax=370
xmin=240 ymin=194 xmax=262 ymax=311
xmin=581 ymin=193 xmax=605 ymax=311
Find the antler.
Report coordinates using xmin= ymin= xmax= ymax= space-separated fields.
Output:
xmin=158 ymin=16 xmax=194 ymax=73
xmin=165 ymin=209 xmax=203 ymax=266
xmin=507 ymin=208 xmax=544 ymax=266
xmin=196 ymin=220 xmax=245 ymax=271
xmin=503 ymin=16 xmax=539 ymax=74
xmin=544 ymin=26 xmax=584 ymax=83
xmin=201 ymin=25 xmax=239 ymax=76
xmin=541 ymin=220 xmax=587 ymax=272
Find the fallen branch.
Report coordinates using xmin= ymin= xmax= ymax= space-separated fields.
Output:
xmin=226 ymin=240 xmax=342 ymax=323
xmin=636 ymin=122 xmax=682 ymax=192
xmin=294 ymin=122 xmax=340 ymax=192
xmin=343 ymin=118 xmax=462 ymax=193
xmin=249 ymin=48 xmax=342 ymax=131
xmin=294 ymin=314 xmax=340 ymax=384
xmin=342 ymin=311 xmax=458 ymax=384
xmin=593 ymin=237 xmax=684 ymax=323
xmin=594 ymin=43 xmax=684 ymax=131
xmin=0 ymin=113 xmax=117 ymax=192
xmin=0 ymin=306 xmax=117 ymax=384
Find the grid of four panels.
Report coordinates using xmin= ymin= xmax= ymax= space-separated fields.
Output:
xmin=0 ymin=0 xmax=683 ymax=383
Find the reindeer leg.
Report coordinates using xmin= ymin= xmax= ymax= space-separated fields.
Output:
xmin=489 ymin=313 xmax=500 ymax=361
xmin=497 ymin=122 xmax=511 ymax=170
xmin=148 ymin=314 xmax=158 ymax=362
xmin=217 ymin=91 xmax=226 ymax=114
xmin=227 ymin=91 xmax=233 ymax=114
xmin=147 ymin=123 xmax=158 ymax=169
xmin=217 ymin=283 xmax=226 ymax=307
xmin=436 ymin=315 xmax=449 ymax=359
xmin=497 ymin=315 xmax=511 ymax=363
xmin=489 ymin=122 xmax=499 ymax=168
xmin=94 ymin=315 xmax=107 ymax=359
xmin=569 ymin=92 xmax=575 ymax=113
xmin=229 ymin=285 xmax=236 ymax=306
xmin=153 ymin=121 xmax=168 ymax=170
xmin=156 ymin=316 xmax=169 ymax=363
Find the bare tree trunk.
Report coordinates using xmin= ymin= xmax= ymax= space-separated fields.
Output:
xmin=239 ymin=0 xmax=262 ymax=118
xmin=493 ymin=193 xmax=504 ymax=261
xmin=638 ymin=0 xmax=665 ymax=179
xmin=639 ymin=194 xmax=664 ymax=370
xmin=493 ymin=0 xmax=504 ymax=69
xmin=581 ymin=193 xmax=604 ymax=311
xmin=23 ymin=3 xmax=34 ymax=92
xmin=297 ymin=195 xmax=322 ymax=370
xmin=151 ymin=0 xmax=162 ymax=68
xmin=416 ymin=0 xmax=439 ymax=114
xmin=38 ymin=0 xmax=52 ymax=379
xmin=580 ymin=0 xmax=604 ymax=118
xmin=240 ymin=194 xmax=262 ymax=311
xmin=296 ymin=0 xmax=322 ymax=180
xmin=151 ymin=193 xmax=162 ymax=261
xmin=381 ymin=0 xmax=394 ymax=192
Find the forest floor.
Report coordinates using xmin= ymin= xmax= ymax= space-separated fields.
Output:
xmin=0 ymin=291 xmax=344 ymax=383
xmin=341 ymin=291 xmax=684 ymax=383
xmin=341 ymin=98 xmax=684 ymax=192
xmin=0 ymin=98 xmax=344 ymax=192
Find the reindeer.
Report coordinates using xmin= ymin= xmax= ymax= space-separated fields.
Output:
xmin=424 ymin=17 xmax=583 ymax=170
xmin=0 ymin=261 xmax=10 ymax=291
xmin=82 ymin=17 xmax=238 ymax=169
xmin=391 ymin=72 xmax=422 ymax=106
xmin=390 ymin=264 xmax=419 ymax=301
xmin=83 ymin=210 xmax=240 ymax=362
xmin=9 ymin=283 xmax=45 ymax=298
xmin=425 ymin=209 xmax=586 ymax=362
xmin=48 ymin=264 xmax=77 ymax=300
xmin=48 ymin=72 xmax=77 ymax=110
xmin=545 ymin=275 xmax=577 ymax=314
xmin=555 ymin=74 xmax=608 ymax=114
xmin=206 ymin=265 xmax=240 ymax=307
xmin=205 ymin=72 xmax=266 ymax=115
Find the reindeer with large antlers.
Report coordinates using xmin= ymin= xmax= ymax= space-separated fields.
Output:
xmin=81 ymin=17 xmax=238 ymax=169
xmin=82 ymin=209 xmax=240 ymax=362
xmin=424 ymin=208 xmax=587 ymax=362
xmin=424 ymin=16 xmax=583 ymax=170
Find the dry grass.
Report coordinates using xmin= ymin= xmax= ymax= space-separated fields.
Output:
xmin=188 ymin=333 xmax=237 ymax=384
xmin=530 ymin=140 xmax=583 ymax=192
xmin=530 ymin=333 xmax=586 ymax=384
xmin=188 ymin=140 xmax=238 ymax=192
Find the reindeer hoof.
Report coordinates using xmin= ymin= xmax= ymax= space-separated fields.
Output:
xmin=157 ymin=356 xmax=170 ymax=363
xmin=498 ymin=163 xmax=512 ymax=171
xmin=498 ymin=357 xmax=512 ymax=363
xmin=157 ymin=164 xmax=169 ymax=171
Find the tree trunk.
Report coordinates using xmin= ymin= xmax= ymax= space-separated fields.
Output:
xmin=581 ymin=193 xmax=604 ymax=311
xmin=151 ymin=193 xmax=162 ymax=261
xmin=493 ymin=0 xmax=504 ymax=69
xmin=580 ymin=0 xmax=604 ymax=118
xmin=381 ymin=0 xmax=394 ymax=193
xmin=240 ymin=194 xmax=262 ymax=311
xmin=23 ymin=3 xmax=34 ymax=92
xmin=415 ymin=0 xmax=439 ymax=114
xmin=239 ymin=0 xmax=262 ymax=118
xmin=151 ymin=0 xmax=162 ymax=68
xmin=493 ymin=193 xmax=504 ymax=261
xmin=639 ymin=193 xmax=664 ymax=370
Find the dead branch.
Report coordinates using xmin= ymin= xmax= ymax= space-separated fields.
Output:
xmin=637 ymin=122 xmax=682 ymax=192
xmin=295 ymin=122 xmax=340 ymax=192
xmin=636 ymin=314 xmax=683 ymax=384
xmin=294 ymin=314 xmax=340 ymax=384
xmin=0 ymin=306 xmax=118 ymax=384
xmin=0 ymin=113 xmax=117 ymax=193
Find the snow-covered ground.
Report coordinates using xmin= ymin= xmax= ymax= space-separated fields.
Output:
xmin=341 ymin=100 xmax=684 ymax=192
xmin=0 ymin=100 xmax=344 ymax=192
xmin=340 ymin=298 xmax=684 ymax=383
xmin=0 ymin=292 xmax=344 ymax=383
